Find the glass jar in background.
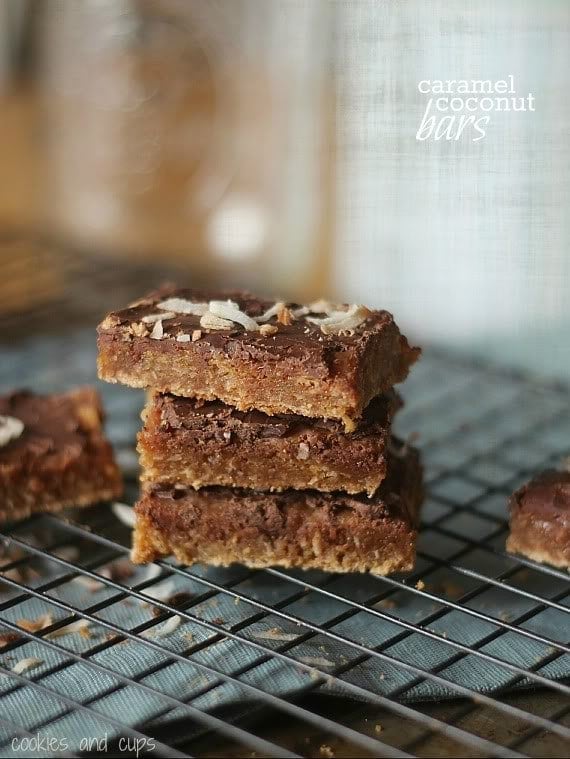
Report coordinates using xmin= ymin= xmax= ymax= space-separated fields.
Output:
xmin=40 ymin=0 xmax=335 ymax=299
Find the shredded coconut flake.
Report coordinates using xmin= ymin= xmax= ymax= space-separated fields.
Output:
xmin=142 ymin=580 xmax=176 ymax=602
xmin=0 ymin=632 xmax=21 ymax=647
xmin=200 ymin=312 xmax=233 ymax=330
xmin=307 ymin=299 xmax=333 ymax=314
xmin=12 ymin=657 xmax=43 ymax=674
xmin=149 ymin=319 xmax=164 ymax=340
xmin=306 ymin=304 xmax=371 ymax=335
xmin=255 ymin=301 xmax=286 ymax=323
xmin=252 ymin=628 xmax=298 ymax=642
xmin=277 ymin=305 xmax=294 ymax=325
xmin=45 ymin=619 xmax=91 ymax=640
xmin=208 ymin=300 xmax=259 ymax=331
xmin=142 ymin=615 xmax=182 ymax=639
xmin=0 ymin=415 xmax=24 ymax=447
xmin=129 ymin=322 xmax=148 ymax=337
xmin=142 ymin=312 xmax=175 ymax=324
xmin=112 ymin=502 xmax=136 ymax=528
xmin=157 ymin=298 xmax=208 ymax=316
xmin=17 ymin=613 xmax=53 ymax=633
xmin=176 ymin=333 xmax=191 ymax=342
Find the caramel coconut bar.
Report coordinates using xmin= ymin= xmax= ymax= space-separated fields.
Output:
xmin=97 ymin=286 xmax=419 ymax=430
xmin=507 ymin=470 xmax=570 ymax=569
xmin=0 ymin=388 xmax=122 ymax=523
xmin=138 ymin=391 xmax=402 ymax=496
xmin=132 ymin=445 xmax=423 ymax=575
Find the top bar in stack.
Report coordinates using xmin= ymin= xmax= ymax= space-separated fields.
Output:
xmin=97 ymin=285 xmax=420 ymax=431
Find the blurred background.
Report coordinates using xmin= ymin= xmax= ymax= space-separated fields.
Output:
xmin=0 ymin=0 xmax=568 ymax=377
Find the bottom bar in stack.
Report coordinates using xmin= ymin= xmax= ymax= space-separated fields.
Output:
xmin=132 ymin=445 xmax=423 ymax=575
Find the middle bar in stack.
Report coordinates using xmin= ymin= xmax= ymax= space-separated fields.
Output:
xmin=138 ymin=391 xmax=402 ymax=496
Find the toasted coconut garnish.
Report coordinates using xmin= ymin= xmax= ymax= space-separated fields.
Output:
xmin=150 ymin=295 xmax=372 ymax=337
xmin=277 ymin=305 xmax=293 ymax=326
xmin=45 ymin=619 xmax=91 ymax=640
xmin=17 ymin=613 xmax=53 ymax=633
xmin=199 ymin=312 xmax=234 ymax=330
xmin=142 ymin=580 xmax=176 ymax=603
xmin=309 ymin=299 xmax=334 ymax=314
xmin=142 ymin=311 xmax=176 ymax=324
xmin=142 ymin=615 xmax=182 ymax=639
xmin=0 ymin=631 xmax=21 ymax=647
xmin=259 ymin=323 xmax=278 ymax=336
xmin=129 ymin=322 xmax=149 ymax=338
xmin=208 ymin=300 xmax=260 ymax=331
xmin=306 ymin=304 xmax=371 ymax=335
xmin=157 ymin=298 xmax=208 ymax=316
xmin=99 ymin=314 xmax=121 ymax=330
xmin=191 ymin=329 xmax=202 ymax=341
xmin=149 ymin=320 xmax=164 ymax=340
xmin=12 ymin=657 xmax=43 ymax=674
xmin=256 ymin=301 xmax=286 ymax=323
xmin=0 ymin=415 xmax=24 ymax=447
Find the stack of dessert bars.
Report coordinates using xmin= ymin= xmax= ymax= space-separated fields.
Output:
xmin=97 ymin=286 xmax=423 ymax=575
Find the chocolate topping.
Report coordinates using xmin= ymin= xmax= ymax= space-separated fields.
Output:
xmin=155 ymin=391 xmax=401 ymax=442
xmin=0 ymin=389 xmax=104 ymax=474
xmin=511 ymin=470 xmax=570 ymax=520
xmin=98 ymin=285 xmax=398 ymax=381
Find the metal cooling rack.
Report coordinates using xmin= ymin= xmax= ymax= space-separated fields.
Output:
xmin=0 ymin=329 xmax=569 ymax=758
